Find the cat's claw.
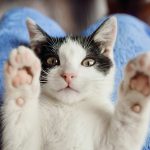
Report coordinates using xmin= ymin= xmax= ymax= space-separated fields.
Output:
xmin=120 ymin=53 xmax=150 ymax=113
xmin=4 ymin=46 xmax=41 ymax=107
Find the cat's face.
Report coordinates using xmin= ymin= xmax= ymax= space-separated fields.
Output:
xmin=26 ymin=17 xmax=117 ymax=104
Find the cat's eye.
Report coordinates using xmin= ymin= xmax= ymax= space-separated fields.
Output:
xmin=82 ymin=58 xmax=96 ymax=67
xmin=47 ymin=57 xmax=59 ymax=66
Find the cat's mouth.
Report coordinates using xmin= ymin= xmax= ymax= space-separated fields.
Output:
xmin=58 ymin=86 xmax=79 ymax=93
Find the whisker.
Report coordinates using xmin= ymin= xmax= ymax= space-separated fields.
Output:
xmin=42 ymin=69 xmax=49 ymax=75
xmin=41 ymin=75 xmax=48 ymax=79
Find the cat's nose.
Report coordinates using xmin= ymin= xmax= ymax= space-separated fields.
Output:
xmin=61 ymin=73 xmax=76 ymax=84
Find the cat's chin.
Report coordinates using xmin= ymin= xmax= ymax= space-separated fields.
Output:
xmin=56 ymin=88 xmax=83 ymax=104
xmin=45 ymin=88 xmax=84 ymax=104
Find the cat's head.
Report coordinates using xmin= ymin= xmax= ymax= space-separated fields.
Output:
xmin=26 ymin=17 xmax=117 ymax=104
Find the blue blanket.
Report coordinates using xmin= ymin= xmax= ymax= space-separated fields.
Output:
xmin=0 ymin=7 xmax=150 ymax=149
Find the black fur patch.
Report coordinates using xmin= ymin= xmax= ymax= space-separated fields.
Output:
xmin=31 ymin=35 xmax=66 ymax=83
xmin=70 ymin=36 xmax=113 ymax=74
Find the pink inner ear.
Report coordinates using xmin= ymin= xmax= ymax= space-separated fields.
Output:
xmin=29 ymin=30 xmax=36 ymax=39
xmin=26 ymin=18 xmax=37 ymax=39
xmin=103 ymin=49 xmax=109 ymax=57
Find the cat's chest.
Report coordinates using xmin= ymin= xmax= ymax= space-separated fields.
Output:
xmin=40 ymin=101 xmax=98 ymax=150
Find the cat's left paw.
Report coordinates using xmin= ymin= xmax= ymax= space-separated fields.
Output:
xmin=120 ymin=53 xmax=150 ymax=113
xmin=4 ymin=46 xmax=41 ymax=107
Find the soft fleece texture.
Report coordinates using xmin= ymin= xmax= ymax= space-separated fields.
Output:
xmin=0 ymin=7 xmax=150 ymax=149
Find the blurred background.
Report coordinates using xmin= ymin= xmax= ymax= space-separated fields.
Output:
xmin=0 ymin=0 xmax=150 ymax=34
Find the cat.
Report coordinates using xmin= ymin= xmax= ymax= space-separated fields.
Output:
xmin=2 ymin=16 xmax=150 ymax=150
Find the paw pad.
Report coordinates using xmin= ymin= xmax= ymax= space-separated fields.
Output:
xmin=130 ymin=73 xmax=150 ymax=96
xmin=16 ymin=97 xmax=25 ymax=107
xmin=131 ymin=103 xmax=141 ymax=113
xmin=12 ymin=69 xmax=32 ymax=87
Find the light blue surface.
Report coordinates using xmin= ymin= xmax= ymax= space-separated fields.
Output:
xmin=0 ymin=7 xmax=150 ymax=149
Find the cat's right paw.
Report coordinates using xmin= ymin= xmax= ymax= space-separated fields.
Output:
xmin=120 ymin=53 xmax=150 ymax=113
xmin=4 ymin=46 xmax=41 ymax=107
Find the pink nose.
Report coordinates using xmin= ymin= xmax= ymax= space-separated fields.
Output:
xmin=61 ymin=73 xmax=76 ymax=84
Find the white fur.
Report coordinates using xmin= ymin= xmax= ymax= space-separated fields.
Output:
xmin=2 ymin=17 xmax=150 ymax=150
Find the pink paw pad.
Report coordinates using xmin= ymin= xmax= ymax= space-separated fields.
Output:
xmin=130 ymin=73 xmax=150 ymax=96
xmin=131 ymin=103 xmax=141 ymax=113
xmin=16 ymin=97 xmax=25 ymax=107
xmin=12 ymin=69 xmax=33 ymax=87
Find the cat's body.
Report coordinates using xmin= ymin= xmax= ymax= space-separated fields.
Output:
xmin=39 ymin=93 xmax=113 ymax=150
xmin=2 ymin=17 xmax=150 ymax=150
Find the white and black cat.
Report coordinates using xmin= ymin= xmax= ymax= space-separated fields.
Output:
xmin=2 ymin=17 xmax=150 ymax=150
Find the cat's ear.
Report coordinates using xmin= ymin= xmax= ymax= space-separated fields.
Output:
xmin=26 ymin=18 xmax=46 ymax=45
xmin=91 ymin=16 xmax=117 ymax=57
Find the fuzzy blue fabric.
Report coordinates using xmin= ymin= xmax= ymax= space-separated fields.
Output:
xmin=0 ymin=7 xmax=150 ymax=149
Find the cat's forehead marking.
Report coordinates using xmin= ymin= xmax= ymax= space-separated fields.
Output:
xmin=59 ymin=38 xmax=86 ymax=61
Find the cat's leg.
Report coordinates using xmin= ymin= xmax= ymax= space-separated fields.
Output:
xmin=107 ymin=53 xmax=150 ymax=150
xmin=2 ymin=46 xmax=41 ymax=150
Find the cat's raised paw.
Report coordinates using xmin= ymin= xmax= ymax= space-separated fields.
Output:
xmin=4 ymin=46 xmax=41 ymax=105
xmin=124 ymin=53 xmax=150 ymax=96
xmin=121 ymin=53 xmax=150 ymax=113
